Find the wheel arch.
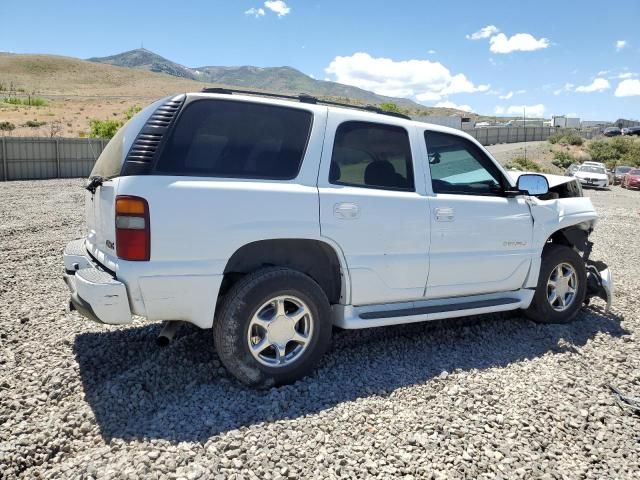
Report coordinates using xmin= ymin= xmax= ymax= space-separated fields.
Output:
xmin=220 ymin=238 xmax=348 ymax=305
xmin=524 ymin=222 xmax=594 ymax=289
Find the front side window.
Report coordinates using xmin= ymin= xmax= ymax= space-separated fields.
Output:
xmin=424 ymin=130 xmax=505 ymax=195
xmin=329 ymin=121 xmax=414 ymax=191
xmin=155 ymin=100 xmax=312 ymax=179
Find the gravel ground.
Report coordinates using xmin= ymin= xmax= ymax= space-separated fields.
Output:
xmin=1 ymin=179 xmax=639 ymax=479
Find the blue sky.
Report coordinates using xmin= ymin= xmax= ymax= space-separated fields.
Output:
xmin=1 ymin=0 xmax=639 ymax=120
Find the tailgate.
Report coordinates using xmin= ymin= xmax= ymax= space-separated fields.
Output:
xmin=85 ymin=179 xmax=119 ymax=270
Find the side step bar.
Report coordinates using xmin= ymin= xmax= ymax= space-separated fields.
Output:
xmin=332 ymin=290 xmax=534 ymax=329
xmin=359 ymin=298 xmax=520 ymax=320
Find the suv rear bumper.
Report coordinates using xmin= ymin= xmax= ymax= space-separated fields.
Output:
xmin=63 ymin=239 xmax=132 ymax=325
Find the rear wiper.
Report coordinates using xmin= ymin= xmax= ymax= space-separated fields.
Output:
xmin=85 ymin=176 xmax=104 ymax=194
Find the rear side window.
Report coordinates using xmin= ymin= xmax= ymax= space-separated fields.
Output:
xmin=155 ymin=100 xmax=312 ymax=179
xmin=329 ymin=121 xmax=414 ymax=191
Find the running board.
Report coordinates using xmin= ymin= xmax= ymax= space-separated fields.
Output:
xmin=332 ymin=290 xmax=534 ymax=329
xmin=359 ymin=298 xmax=520 ymax=319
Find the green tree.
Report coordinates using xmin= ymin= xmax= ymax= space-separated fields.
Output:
xmin=89 ymin=119 xmax=122 ymax=139
xmin=379 ymin=102 xmax=402 ymax=114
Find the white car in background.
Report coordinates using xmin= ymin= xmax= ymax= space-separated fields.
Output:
xmin=574 ymin=164 xmax=609 ymax=188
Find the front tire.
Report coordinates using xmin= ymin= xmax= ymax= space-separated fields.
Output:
xmin=213 ymin=267 xmax=332 ymax=388
xmin=524 ymin=245 xmax=587 ymax=324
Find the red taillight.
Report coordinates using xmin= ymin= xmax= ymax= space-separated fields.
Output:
xmin=115 ymin=196 xmax=150 ymax=261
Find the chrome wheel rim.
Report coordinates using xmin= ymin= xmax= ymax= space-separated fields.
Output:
xmin=246 ymin=295 xmax=313 ymax=367
xmin=547 ymin=262 xmax=578 ymax=312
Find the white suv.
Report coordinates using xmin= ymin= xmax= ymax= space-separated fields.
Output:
xmin=63 ymin=90 xmax=613 ymax=388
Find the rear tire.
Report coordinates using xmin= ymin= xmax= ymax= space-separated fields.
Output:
xmin=524 ymin=245 xmax=587 ymax=324
xmin=213 ymin=267 xmax=332 ymax=388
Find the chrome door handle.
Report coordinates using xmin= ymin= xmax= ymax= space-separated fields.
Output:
xmin=434 ymin=207 xmax=454 ymax=222
xmin=334 ymin=202 xmax=360 ymax=219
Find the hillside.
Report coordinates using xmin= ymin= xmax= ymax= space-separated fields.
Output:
xmin=88 ymin=48 xmax=454 ymax=113
xmin=0 ymin=52 xmax=469 ymax=137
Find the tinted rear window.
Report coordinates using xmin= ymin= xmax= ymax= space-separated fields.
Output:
xmin=154 ymin=100 xmax=313 ymax=179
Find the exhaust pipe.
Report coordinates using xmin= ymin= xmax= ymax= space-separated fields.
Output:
xmin=157 ymin=321 xmax=183 ymax=347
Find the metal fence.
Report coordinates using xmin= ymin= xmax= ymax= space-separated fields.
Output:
xmin=0 ymin=129 xmax=602 ymax=181
xmin=0 ymin=137 xmax=106 ymax=182
xmin=467 ymin=126 xmax=600 ymax=145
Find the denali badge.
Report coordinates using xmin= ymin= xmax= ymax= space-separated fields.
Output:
xmin=106 ymin=240 xmax=115 ymax=250
xmin=503 ymin=241 xmax=527 ymax=248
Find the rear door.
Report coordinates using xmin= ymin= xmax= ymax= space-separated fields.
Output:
xmin=423 ymin=129 xmax=534 ymax=299
xmin=318 ymin=112 xmax=430 ymax=306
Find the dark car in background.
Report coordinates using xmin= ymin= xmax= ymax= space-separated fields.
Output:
xmin=626 ymin=126 xmax=640 ymax=136
xmin=613 ymin=166 xmax=633 ymax=185
xmin=622 ymin=169 xmax=640 ymax=190
xmin=603 ymin=127 xmax=622 ymax=137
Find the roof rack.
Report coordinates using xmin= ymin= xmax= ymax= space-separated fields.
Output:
xmin=200 ymin=87 xmax=411 ymax=120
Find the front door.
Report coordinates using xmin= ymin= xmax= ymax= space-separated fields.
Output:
xmin=423 ymin=130 xmax=534 ymax=299
xmin=318 ymin=114 xmax=430 ymax=306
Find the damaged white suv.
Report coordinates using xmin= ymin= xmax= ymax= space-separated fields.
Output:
xmin=63 ymin=90 xmax=613 ymax=388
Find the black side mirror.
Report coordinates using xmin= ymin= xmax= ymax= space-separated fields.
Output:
xmin=517 ymin=174 xmax=549 ymax=196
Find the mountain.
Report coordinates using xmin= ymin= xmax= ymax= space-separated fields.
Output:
xmin=87 ymin=48 xmax=197 ymax=80
xmin=88 ymin=48 xmax=458 ymax=113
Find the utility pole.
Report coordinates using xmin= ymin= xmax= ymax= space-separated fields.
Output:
xmin=523 ymin=106 xmax=527 ymax=162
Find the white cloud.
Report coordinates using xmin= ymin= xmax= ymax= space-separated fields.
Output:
xmin=495 ymin=104 xmax=545 ymax=117
xmin=499 ymin=91 xmax=514 ymax=100
xmin=515 ymin=89 xmax=527 ymax=94
xmin=325 ymin=52 xmax=489 ymax=102
xmin=575 ymin=78 xmax=610 ymax=93
xmin=616 ymin=40 xmax=627 ymax=51
xmin=553 ymin=83 xmax=574 ymax=95
xmin=618 ymin=72 xmax=636 ymax=79
xmin=597 ymin=70 xmax=610 ymax=76
xmin=264 ymin=0 xmax=290 ymax=17
xmin=489 ymin=32 xmax=550 ymax=54
xmin=427 ymin=49 xmax=436 ymax=54
xmin=434 ymin=101 xmax=473 ymax=112
xmin=466 ymin=25 xmax=499 ymax=40
xmin=244 ymin=7 xmax=265 ymax=17
xmin=615 ymin=79 xmax=640 ymax=97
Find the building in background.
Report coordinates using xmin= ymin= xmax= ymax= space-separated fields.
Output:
xmin=552 ymin=116 xmax=581 ymax=128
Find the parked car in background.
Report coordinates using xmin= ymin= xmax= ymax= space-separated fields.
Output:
xmin=622 ymin=169 xmax=640 ymax=189
xmin=621 ymin=128 xmax=630 ymax=135
xmin=613 ymin=166 xmax=633 ymax=185
xmin=603 ymin=127 xmax=622 ymax=137
xmin=565 ymin=163 xmax=580 ymax=177
xmin=627 ymin=126 xmax=640 ymax=136
xmin=574 ymin=164 xmax=609 ymax=188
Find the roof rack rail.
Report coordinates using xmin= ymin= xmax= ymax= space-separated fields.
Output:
xmin=200 ymin=87 xmax=411 ymax=120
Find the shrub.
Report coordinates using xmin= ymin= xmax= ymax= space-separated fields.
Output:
xmin=548 ymin=130 xmax=583 ymax=146
xmin=124 ymin=105 xmax=142 ymax=120
xmin=588 ymin=137 xmax=640 ymax=167
xmin=505 ymin=156 xmax=543 ymax=172
xmin=2 ymin=96 xmax=48 ymax=107
xmin=25 ymin=120 xmax=46 ymax=128
xmin=89 ymin=119 xmax=122 ymax=139
xmin=0 ymin=121 xmax=15 ymax=132
xmin=551 ymin=151 xmax=575 ymax=169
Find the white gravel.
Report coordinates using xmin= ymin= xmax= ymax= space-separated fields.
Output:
xmin=1 ymin=179 xmax=639 ymax=479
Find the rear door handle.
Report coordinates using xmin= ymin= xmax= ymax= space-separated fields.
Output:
xmin=334 ymin=202 xmax=360 ymax=219
xmin=434 ymin=207 xmax=454 ymax=222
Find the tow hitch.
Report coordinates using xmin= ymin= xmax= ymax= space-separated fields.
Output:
xmin=585 ymin=260 xmax=613 ymax=312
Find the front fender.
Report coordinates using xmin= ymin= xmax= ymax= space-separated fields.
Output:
xmin=522 ymin=197 xmax=597 ymax=289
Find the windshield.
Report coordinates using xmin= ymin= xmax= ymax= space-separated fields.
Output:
xmin=579 ymin=166 xmax=606 ymax=174
xmin=630 ymin=169 xmax=640 ymax=175
xmin=616 ymin=167 xmax=632 ymax=174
